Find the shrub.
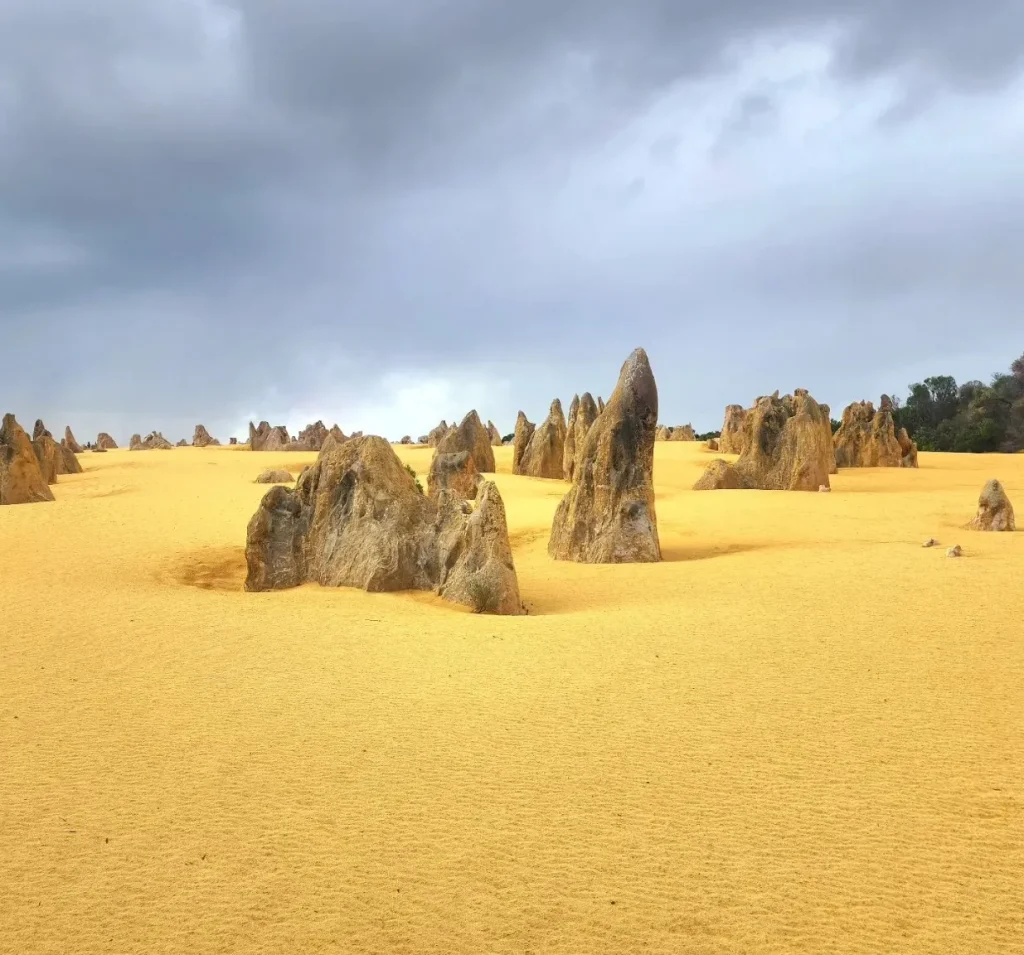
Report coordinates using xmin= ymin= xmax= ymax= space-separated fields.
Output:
xmin=403 ymin=462 xmax=424 ymax=494
xmin=466 ymin=576 xmax=498 ymax=614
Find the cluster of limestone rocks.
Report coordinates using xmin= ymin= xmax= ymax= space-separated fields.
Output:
xmin=510 ymin=391 xmax=604 ymax=481
xmin=655 ymin=424 xmax=696 ymax=441
xmin=0 ymin=415 xmax=83 ymax=504
xmin=247 ymin=420 xmax=361 ymax=452
xmin=243 ymin=348 xmax=662 ymax=612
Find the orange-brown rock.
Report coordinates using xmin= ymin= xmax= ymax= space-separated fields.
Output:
xmin=511 ymin=411 xmax=535 ymax=473
xmin=832 ymin=395 xmax=914 ymax=468
xmin=248 ymin=420 xmax=290 ymax=451
xmin=968 ymin=479 xmax=1015 ymax=531
xmin=130 ymin=431 xmax=173 ymax=450
xmin=695 ymin=389 xmax=833 ymax=491
xmin=255 ymin=469 xmax=294 ymax=484
xmin=719 ymin=405 xmax=748 ymax=454
xmin=295 ymin=421 xmax=328 ymax=451
xmin=435 ymin=410 xmax=495 ymax=473
xmin=692 ymin=459 xmax=743 ymax=490
xmin=32 ymin=434 xmax=62 ymax=483
xmin=64 ymin=427 xmax=83 ymax=453
xmin=707 ymin=438 xmax=719 ymax=451
xmin=427 ymin=420 xmax=450 ymax=448
xmin=549 ymin=348 xmax=661 ymax=562
xmin=97 ymin=433 xmax=118 ymax=450
xmin=668 ymin=424 xmax=696 ymax=441
xmin=655 ymin=425 xmax=670 ymax=441
xmin=516 ymin=399 xmax=566 ymax=479
xmin=428 ymin=449 xmax=481 ymax=500
xmin=1 ymin=414 xmax=54 ymax=505
xmin=487 ymin=420 xmax=502 ymax=446
xmin=244 ymin=436 xmax=523 ymax=613
xmin=563 ymin=392 xmax=598 ymax=482
xmin=57 ymin=440 xmax=83 ymax=475
xmin=32 ymin=419 xmax=51 ymax=440
xmin=897 ymin=428 xmax=918 ymax=468
xmin=193 ymin=424 xmax=215 ymax=447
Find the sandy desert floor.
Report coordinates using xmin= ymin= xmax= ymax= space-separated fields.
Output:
xmin=1 ymin=442 xmax=1021 ymax=954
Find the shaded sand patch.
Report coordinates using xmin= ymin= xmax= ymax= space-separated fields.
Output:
xmin=0 ymin=442 xmax=1021 ymax=954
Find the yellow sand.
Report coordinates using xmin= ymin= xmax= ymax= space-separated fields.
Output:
xmin=1 ymin=443 xmax=1021 ymax=954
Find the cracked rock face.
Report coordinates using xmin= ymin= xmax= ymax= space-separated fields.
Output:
xmin=515 ymin=399 xmax=566 ymax=479
xmin=244 ymin=435 xmax=523 ymax=614
xmin=833 ymin=395 xmax=916 ymax=469
xmin=969 ymin=479 xmax=1015 ymax=531
xmin=1 ymin=413 xmax=54 ymax=505
xmin=548 ymin=348 xmax=661 ymax=563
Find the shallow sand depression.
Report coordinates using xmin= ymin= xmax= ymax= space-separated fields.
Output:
xmin=1 ymin=442 xmax=1021 ymax=954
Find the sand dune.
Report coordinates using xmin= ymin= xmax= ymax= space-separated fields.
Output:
xmin=1 ymin=443 xmax=1021 ymax=953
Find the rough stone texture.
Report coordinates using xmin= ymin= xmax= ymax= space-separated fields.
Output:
xmin=296 ymin=421 xmax=329 ymax=451
xmin=549 ymin=348 xmax=661 ymax=563
xmin=821 ymin=403 xmax=838 ymax=474
xmin=696 ymin=389 xmax=833 ymax=491
xmin=97 ymin=433 xmax=118 ymax=450
xmin=256 ymin=469 xmax=295 ymax=484
xmin=33 ymin=419 xmax=52 ymax=440
xmin=719 ymin=405 xmax=748 ymax=454
xmin=249 ymin=421 xmax=291 ymax=452
xmin=1 ymin=414 xmax=54 ymax=505
xmin=435 ymin=410 xmax=495 ymax=473
xmin=428 ymin=449 xmax=481 ymax=501
xmin=193 ymin=424 xmax=215 ymax=447
xmin=969 ymin=479 xmax=1015 ymax=531
xmin=668 ymin=424 xmax=696 ymax=441
xmin=32 ymin=434 xmax=63 ymax=483
xmin=130 ymin=431 xmax=174 ymax=451
xmin=58 ymin=440 xmax=83 ymax=475
xmin=511 ymin=412 xmax=535 ymax=474
xmin=564 ymin=393 xmax=598 ymax=482
xmin=655 ymin=426 xmax=670 ymax=441
xmin=563 ymin=395 xmax=580 ymax=475
xmin=707 ymin=438 xmax=719 ymax=451
xmin=832 ymin=395 xmax=915 ymax=469
xmin=64 ymin=427 xmax=83 ymax=453
xmin=175 ymin=439 xmax=187 ymax=447
xmin=427 ymin=420 xmax=450 ymax=448
xmin=516 ymin=399 xmax=567 ymax=479
xmin=597 ymin=397 xmax=605 ymax=414
xmin=897 ymin=428 xmax=919 ymax=468
xmin=692 ymin=459 xmax=744 ymax=490
xmin=487 ymin=421 xmax=502 ymax=446
xmin=244 ymin=436 xmax=523 ymax=614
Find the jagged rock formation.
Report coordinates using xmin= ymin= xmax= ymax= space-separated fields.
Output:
xmin=130 ymin=431 xmax=173 ymax=451
xmin=549 ymin=348 xmax=660 ymax=562
xmin=193 ymin=424 xmax=215 ymax=447
xmin=176 ymin=439 xmax=188 ymax=447
xmin=434 ymin=410 xmax=495 ymax=474
xmin=969 ymin=479 xmax=1015 ymax=531
xmin=427 ymin=420 xmax=450 ymax=448
xmin=832 ymin=395 xmax=916 ymax=468
xmin=97 ymin=433 xmax=118 ymax=450
xmin=1 ymin=414 xmax=54 ymax=505
xmin=821 ymin=404 xmax=838 ymax=474
xmin=249 ymin=421 xmax=290 ymax=452
xmin=564 ymin=396 xmax=580 ymax=475
xmin=428 ymin=449 xmax=480 ymax=500
xmin=511 ymin=412 xmax=535 ymax=473
xmin=719 ymin=405 xmax=748 ymax=454
xmin=244 ymin=436 xmax=523 ymax=614
xmin=256 ymin=469 xmax=294 ymax=484
xmin=668 ymin=424 xmax=696 ymax=441
xmin=487 ymin=420 xmax=502 ymax=446
xmin=597 ymin=397 xmax=605 ymax=414
xmin=694 ymin=390 xmax=833 ymax=491
xmin=655 ymin=425 xmax=670 ymax=441
xmin=32 ymin=419 xmax=51 ymax=440
xmin=897 ymin=428 xmax=918 ymax=468
xmin=57 ymin=439 xmax=82 ymax=474
xmin=563 ymin=393 xmax=598 ymax=482
xmin=515 ymin=399 xmax=566 ymax=479
xmin=64 ymin=427 xmax=83 ymax=453
xmin=295 ymin=421 xmax=328 ymax=451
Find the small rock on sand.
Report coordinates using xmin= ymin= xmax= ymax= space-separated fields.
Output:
xmin=255 ymin=469 xmax=294 ymax=484
xmin=946 ymin=545 xmax=962 ymax=558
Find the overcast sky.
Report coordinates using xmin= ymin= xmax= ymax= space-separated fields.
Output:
xmin=2 ymin=0 xmax=1022 ymax=443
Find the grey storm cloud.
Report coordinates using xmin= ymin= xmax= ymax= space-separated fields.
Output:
xmin=1 ymin=0 xmax=1022 ymax=441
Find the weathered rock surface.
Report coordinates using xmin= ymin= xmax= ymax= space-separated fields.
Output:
xmin=719 ymin=405 xmax=748 ymax=454
xmin=597 ymin=396 xmax=605 ymax=414
xmin=130 ymin=431 xmax=173 ymax=451
xmin=668 ymin=424 xmax=696 ymax=441
xmin=487 ymin=420 xmax=502 ymax=447
xmin=97 ymin=433 xmax=118 ymax=450
xmin=249 ymin=421 xmax=291 ymax=452
xmin=655 ymin=425 xmax=670 ymax=441
xmin=64 ymin=427 xmax=83 ymax=453
xmin=707 ymin=438 xmax=719 ymax=451
xmin=549 ymin=348 xmax=661 ymax=562
xmin=511 ymin=412 xmax=535 ymax=474
xmin=33 ymin=419 xmax=52 ymax=440
xmin=435 ymin=410 xmax=495 ymax=474
xmin=1 ymin=414 xmax=54 ymax=504
xmin=244 ymin=435 xmax=523 ymax=613
xmin=427 ymin=420 xmax=450 ymax=448
xmin=563 ymin=393 xmax=598 ymax=482
xmin=692 ymin=459 xmax=743 ymax=490
xmin=821 ymin=404 xmax=838 ymax=474
xmin=695 ymin=389 xmax=833 ymax=491
xmin=58 ymin=440 xmax=83 ymax=475
xmin=256 ymin=469 xmax=294 ymax=484
xmin=969 ymin=479 xmax=1015 ymax=531
xmin=193 ymin=424 xmax=215 ymax=447
xmin=563 ymin=396 xmax=580 ymax=476
xmin=897 ymin=428 xmax=918 ymax=468
xmin=32 ymin=434 xmax=63 ymax=483
xmin=296 ymin=421 xmax=328 ymax=451
xmin=428 ymin=449 xmax=480 ymax=501
xmin=516 ymin=399 xmax=566 ymax=479
xmin=832 ymin=395 xmax=915 ymax=468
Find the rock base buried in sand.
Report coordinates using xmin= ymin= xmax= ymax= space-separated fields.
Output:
xmin=549 ymin=348 xmax=660 ymax=563
xmin=244 ymin=436 xmax=524 ymax=614
xmin=1 ymin=413 xmax=55 ymax=505
xmin=255 ymin=469 xmax=294 ymax=484
xmin=968 ymin=479 xmax=1015 ymax=531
